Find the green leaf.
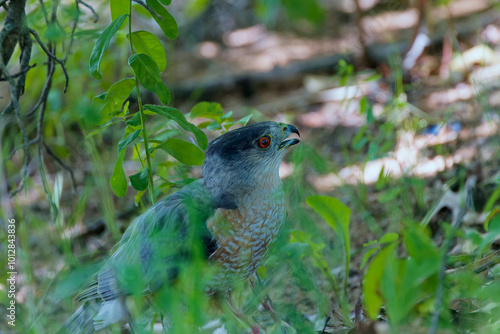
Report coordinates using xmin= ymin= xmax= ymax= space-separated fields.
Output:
xmin=144 ymin=105 xmax=208 ymax=150
xmin=111 ymin=150 xmax=127 ymax=197
xmin=403 ymin=225 xmax=439 ymax=263
xmin=134 ymin=189 xmax=147 ymax=204
xmin=363 ymin=242 xmax=397 ymax=319
xmin=110 ymin=0 xmax=129 ymax=28
xmin=110 ymin=130 xmax=141 ymax=197
xmin=379 ymin=233 xmax=399 ymax=244
xmin=130 ymin=167 xmax=149 ymax=191
xmin=129 ymin=54 xmax=170 ymax=104
xmin=92 ymin=78 xmax=136 ymax=124
xmin=89 ymin=14 xmax=128 ymax=79
xmin=485 ymin=208 xmax=500 ymax=232
xmin=361 ymin=248 xmax=378 ymax=270
xmin=223 ymin=114 xmax=253 ymax=131
xmin=206 ymin=120 xmax=222 ymax=131
xmin=155 ymin=138 xmax=205 ymax=165
xmin=128 ymin=31 xmax=167 ymax=71
xmin=146 ymin=0 xmax=178 ymax=39
xmin=236 ymin=114 xmax=253 ymax=126
xmin=125 ymin=113 xmax=142 ymax=126
xmin=118 ymin=129 xmax=141 ymax=152
xmin=189 ymin=102 xmax=224 ymax=120
xmin=158 ymin=0 xmax=171 ymax=5
xmin=485 ymin=186 xmax=500 ymax=212
xmin=306 ymin=195 xmax=351 ymax=280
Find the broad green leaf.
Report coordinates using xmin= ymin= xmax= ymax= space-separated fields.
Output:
xmin=144 ymin=104 xmax=208 ymax=149
xmin=403 ymin=225 xmax=439 ymax=263
xmin=89 ymin=14 xmax=128 ymax=79
xmin=128 ymin=31 xmax=167 ymax=71
xmin=485 ymin=208 xmax=500 ymax=232
xmin=158 ymin=0 xmax=171 ymax=5
xmin=130 ymin=167 xmax=149 ymax=191
xmin=118 ymin=129 xmax=141 ymax=152
xmin=363 ymin=242 xmax=396 ymax=319
xmin=379 ymin=233 xmax=399 ymax=244
xmin=111 ymin=130 xmax=141 ymax=197
xmin=189 ymin=102 xmax=224 ymax=120
xmin=306 ymin=195 xmax=351 ymax=281
xmin=155 ymin=138 xmax=205 ymax=165
xmin=111 ymin=150 xmax=127 ymax=197
xmin=110 ymin=0 xmax=129 ymax=28
xmin=92 ymin=78 xmax=136 ymax=124
xmin=125 ymin=113 xmax=142 ymax=126
xmin=129 ymin=54 xmax=170 ymax=104
xmin=485 ymin=186 xmax=500 ymax=212
xmin=146 ymin=0 xmax=178 ymax=39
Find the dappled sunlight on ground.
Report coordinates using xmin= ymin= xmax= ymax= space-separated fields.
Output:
xmin=307 ymin=119 xmax=499 ymax=192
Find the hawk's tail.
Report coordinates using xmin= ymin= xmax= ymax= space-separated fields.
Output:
xmin=60 ymin=301 xmax=100 ymax=334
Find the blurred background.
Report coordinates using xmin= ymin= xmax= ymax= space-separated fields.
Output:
xmin=1 ymin=0 xmax=500 ymax=333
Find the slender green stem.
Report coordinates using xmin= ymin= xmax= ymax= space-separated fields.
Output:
xmin=128 ymin=4 xmax=156 ymax=203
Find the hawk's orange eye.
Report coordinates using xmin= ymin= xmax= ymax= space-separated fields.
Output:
xmin=258 ymin=136 xmax=271 ymax=148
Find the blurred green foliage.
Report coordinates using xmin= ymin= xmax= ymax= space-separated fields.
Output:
xmin=1 ymin=0 xmax=500 ymax=333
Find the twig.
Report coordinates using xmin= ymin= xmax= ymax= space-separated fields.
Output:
xmin=26 ymin=54 xmax=56 ymax=117
xmin=63 ymin=0 xmax=81 ymax=63
xmin=4 ymin=138 xmax=39 ymax=162
xmin=38 ymin=0 xmax=49 ymax=25
xmin=320 ymin=316 xmax=330 ymax=334
xmin=76 ymin=0 xmax=98 ymax=22
xmin=29 ymin=28 xmax=69 ymax=92
xmin=0 ymin=63 xmax=36 ymax=81
xmin=0 ymin=0 xmax=8 ymax=8
xmin=44 ymin=143 xmax=77 ymax=192
xmin=0 ymin=49 xmax=30 ymax=197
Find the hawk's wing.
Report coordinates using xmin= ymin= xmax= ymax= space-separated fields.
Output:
xmin=63 ymin=179 xmax=217 ymax=333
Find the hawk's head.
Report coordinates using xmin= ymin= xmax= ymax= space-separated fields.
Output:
xmin=202 ymin=121 xmax=300 ymax=209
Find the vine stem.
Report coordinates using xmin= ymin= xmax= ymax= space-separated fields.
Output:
xmin=128 ymin=3 xmax=155 ymax=204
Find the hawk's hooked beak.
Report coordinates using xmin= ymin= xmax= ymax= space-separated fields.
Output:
xmin=278 ymin=124 xmax=300 ymax=150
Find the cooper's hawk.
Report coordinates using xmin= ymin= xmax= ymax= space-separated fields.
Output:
xmin=62 ymin=121 xmax=300 ymax=333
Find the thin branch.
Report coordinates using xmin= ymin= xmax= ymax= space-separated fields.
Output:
xmin=76 ymin=0 xmax=98 ymax=22
xmin=320 ymin=316 xmax=330 ymax=334
xmin=0 ymin=47 xmax=30 ymax=197
xmin=0 ymin=63 xmax=36 ymax=81
xmin=132 ymin=0 xmax=161 ymax=20
xmin=4 ymin=138 xmax=39 ymax=162
xmin=44 ymin=143 xmax=77 ymax=192
xmin=38 ymin=0 xmax=49 ymax=25
xmin=63 ymin=0 xmax=81 ymax=63
xmin=29 ymin=28 xmax=69 ymax=92
xmin=26 ymin=56 xmax=55 ymax=117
